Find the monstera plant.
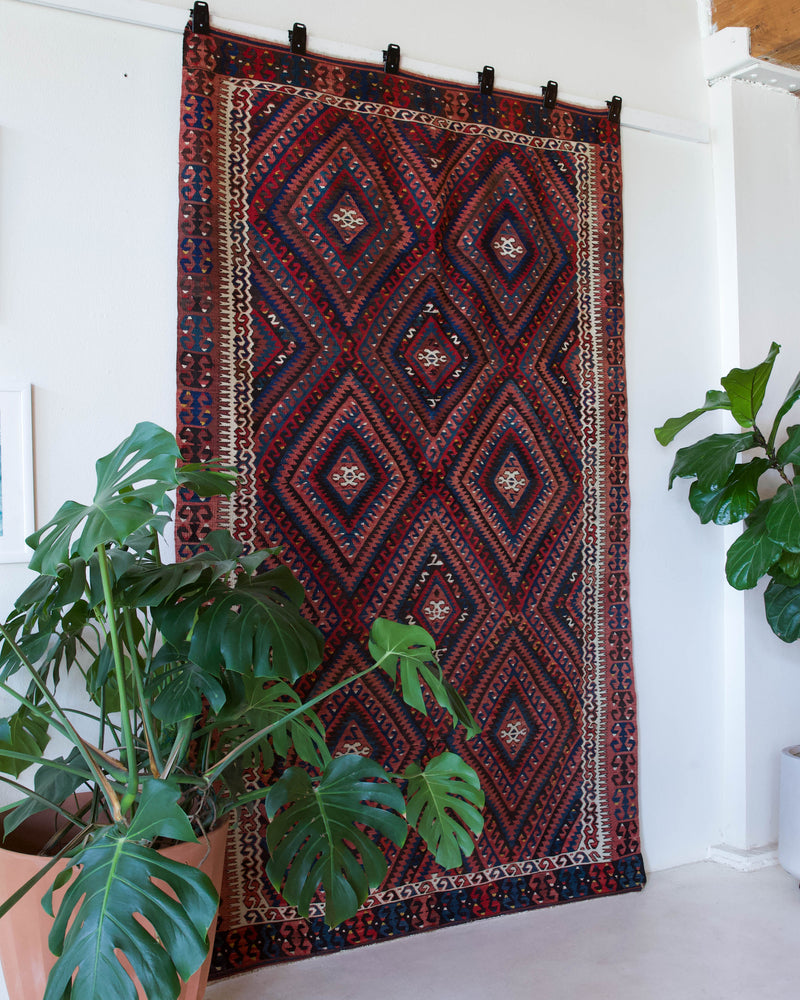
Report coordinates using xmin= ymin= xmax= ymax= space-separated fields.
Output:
xmin=655 ymin=341 xmax=800 ymax=641
xmin=0 ymin=422 xmax=484 ymax=1000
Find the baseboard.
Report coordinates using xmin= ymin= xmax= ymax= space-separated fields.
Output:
xmin=707 ymin=843 xmax=779 ymax=872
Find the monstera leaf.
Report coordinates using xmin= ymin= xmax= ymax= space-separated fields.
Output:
xmin=25 ymin=424 xmax=237 ymax=576
xmin=405 ymin=752 xmax=485 ymax=869
xmin=368 ymin=618 xmax=480 ymax=737
xmin=43 ymin=780 xmax=218 ymax=1000
xmin=237 ymin=677 xmax=329 ymax=768
xmin=27 ymin=423 xmax=182 ymax=576
xmin=264 ymin=754 xmax=407 ymax=926
xmin=0 ymin=704 xmax=51 ymax=778
xmin=154 ymin=567 xmax=324 ymax=683
xmin=1 ymin=749 xmax=89 ymax=837
xmin=119 ymin=530 xmax=278 ymax=608
xmin=211 ymin=677 xmax=330 ymax=779
xmin=147 ymin=654 xmax=227 ymax=725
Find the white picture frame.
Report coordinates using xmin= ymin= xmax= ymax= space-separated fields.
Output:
xmin=0 ymin=384 xmax=34 ymax=563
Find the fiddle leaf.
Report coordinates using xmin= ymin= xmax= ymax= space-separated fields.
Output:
xmin=776 ymin=425 xmax=800 ymax=469
xmin=654 ymin=389 xmax=731 ymax=446
xmin=720 ymin=341 xmax=780 ymax=428
xmin=764 ymin=576 xmax=800 ymax=644
xmin=725 ymin=505 xmax=783 ymax=591
xmin=668 ymin=432 xmax=756 ymax=490
xmin=777 ymin=549 xmax=800 ymax=580
xmin=765 ymin=481 xmax=800 ymax=553
xmin=769 ymin=370 xmax=800 ymax=450
xmin=688 ymin=458 xmax=769 ymax=525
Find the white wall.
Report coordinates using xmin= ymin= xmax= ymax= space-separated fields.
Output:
xmin=709 ymin=78 xmax=800 ymax=850
xmin=1 ymin=0 xmax=725 ymax=871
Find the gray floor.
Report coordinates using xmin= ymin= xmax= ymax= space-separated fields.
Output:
xmin=205 ymin=862 xmax=800 ymax=1000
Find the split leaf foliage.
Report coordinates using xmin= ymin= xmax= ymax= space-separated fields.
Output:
xmin=0 ymin=422 xmax=485 ymax=999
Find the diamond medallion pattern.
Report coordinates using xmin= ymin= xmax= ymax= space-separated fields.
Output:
xmin=362 ymin=269 xmax=504 ymax=465
xmin=361 ymin=499 xmax=504 ymax=681
xmin=176 ymin=24 xmax=642 ymax=978
xmin=444 ymin=149 xmax=573 ymax=339
xmin=252 ymin=114 xmax=421 ymax=329
xmin=468 ymin=625 xmax=581 ymax=857
xmin=260 ymin=372 xmax=422 ymax=590
xmin=446 ymin=380 xmax=578 ymax=589
xmin=307 ymin=638 xmax=423 ymax=776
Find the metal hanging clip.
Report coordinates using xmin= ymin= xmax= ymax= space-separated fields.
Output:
xmin=289 ymin=22 xmax=307 ymax=54
xmin=542 ymin=80 xmax=558 ymax=111
xmin=383 ymin=44 xmax=401 ymax=74
xmin=607 ymin=95 xmax=622 ymax=124
xmin=479 ymin=66 xmax=495 ymax=97
xmin=191 ymin=1 xmax=209 ymax=34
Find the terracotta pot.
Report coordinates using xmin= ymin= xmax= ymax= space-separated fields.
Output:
xmin=0 ymin=804 xmax=228 ymax=1000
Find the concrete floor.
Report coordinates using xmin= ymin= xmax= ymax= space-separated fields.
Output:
xmin=205 ymin=862 xmax=800 ymax=1000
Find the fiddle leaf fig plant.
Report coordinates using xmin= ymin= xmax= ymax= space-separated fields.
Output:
xmin=0 ymin=422 xmax=484 ymax=1000
xmin=656 ymin=341 xmax=800 ymax=643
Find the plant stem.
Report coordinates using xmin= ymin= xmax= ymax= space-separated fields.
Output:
xmin=0 ymin=677 xmax=72 ymax=742
xmin=202 ymin=659 xmax=386 ymax=784
xmin=0 ymin=622 xmax=123 ymax=822
xmin=0 ymin=775 xmax=91 ymax=829
xmin=95 ymin=545 xmax=139 ymax=814
xmin=753 ymin=424 xmax=793 ymax=486
xmin=122 ymin=609 xmax=162 ymax=776
xmin=160 ymin=717 xmax=194 ymax=781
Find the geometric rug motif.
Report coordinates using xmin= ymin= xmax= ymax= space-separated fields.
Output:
xmin=175 ymin=21 xmax=644 ymax=982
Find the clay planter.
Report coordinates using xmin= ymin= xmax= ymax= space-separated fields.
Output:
xmin=0 ymin=805 xmax=228 ymax=1000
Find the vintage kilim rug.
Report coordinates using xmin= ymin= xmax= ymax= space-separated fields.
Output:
xmin=175 ymin=21 xmax=645 ymax=979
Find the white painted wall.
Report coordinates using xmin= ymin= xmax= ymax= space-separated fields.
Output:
xmin=1 ymin=0 xmax=726 ymax=875
xmin=709 ymin=78 xmax=800 ymax=850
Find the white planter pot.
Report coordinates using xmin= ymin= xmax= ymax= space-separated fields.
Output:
xmin=779 ymin=745 xmax=800 ymax=880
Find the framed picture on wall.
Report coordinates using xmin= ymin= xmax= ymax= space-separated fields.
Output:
xmin=0 ymin=384 xmax=34 ymax=563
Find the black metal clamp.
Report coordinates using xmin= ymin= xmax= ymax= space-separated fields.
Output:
xmin=383 ymin=43 xmax=401 ymax=74
xmin=607 ymin=95 xmax=622 ymax=124
xmin=191 ymin=1 xmax=209 ymax=34
xmin=542 ymin=80 xmax=558 ymax=111
xmin=479 ymin=66 xmax=495 ymax=97
xmin=289 ymin=22 xmax=307 ymax=55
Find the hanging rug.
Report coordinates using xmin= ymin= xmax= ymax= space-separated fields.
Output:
xmin=175 ymin=20 xmax=645 ymax=979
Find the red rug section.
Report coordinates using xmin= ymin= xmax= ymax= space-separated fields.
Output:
xmin=175 ymin=22 xmax=644 ymax=977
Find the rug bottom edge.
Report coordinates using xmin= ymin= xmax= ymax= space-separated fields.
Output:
xmin=210 ymin=853 xmax=646 ymax=981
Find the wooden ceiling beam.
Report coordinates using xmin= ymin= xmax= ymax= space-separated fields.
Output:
xmin=712 ymin=0 xmax=800 ymax=65
xmin=768 ymin=38 xmax=800 ymax=64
